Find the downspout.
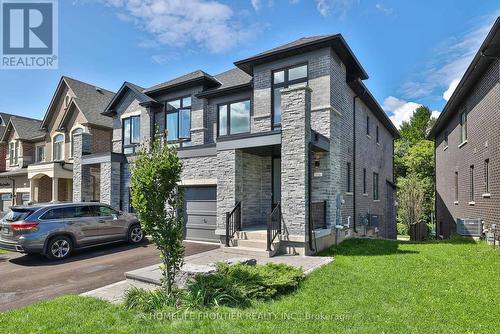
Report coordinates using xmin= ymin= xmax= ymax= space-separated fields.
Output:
xmin=8 ymin=177 xmax=15 ymax=205
xmin=352 ymin=95 xmax=359 ymax=233
xmin=434 ymin=136 xmax=438 ymax=239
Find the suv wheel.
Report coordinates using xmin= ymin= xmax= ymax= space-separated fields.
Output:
xmin=46 ymin=236 xmax=73 ymax=260
xmin=128 ymin=225 xmax=144 ymax=244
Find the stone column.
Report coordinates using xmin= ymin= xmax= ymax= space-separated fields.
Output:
xmin=52 ymin=177 xmax=59 ymax=202
xmin=100 ymin=161 xmax=121 ymax=209
xmin=216 ymin=149 xmax=243 ymax=235
xmin=280 ymin=86 xmax=312 ymax=237
xmin=72 ymin=132 xmax=93 ymax=202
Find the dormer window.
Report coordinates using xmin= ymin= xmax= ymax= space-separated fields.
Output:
xmin=53 ymin=134 xmax=64 ymax=161
xmin=65 ymin=95 xmax=70 ymax=108
xmin=272 ymin=63 xmax=308 ymax=128
xmin=9 ymin=141 xmax=19 ymax=166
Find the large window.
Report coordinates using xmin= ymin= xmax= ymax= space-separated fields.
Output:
xmin=9 ymin=141 xmax=19 ymax=165
xmin=460 ymin=111 xmax=468 ymax=144
xmin=166 ymin=96 xmax=191 ymax=145
xmin=373 ymin=172 xmax=379 ymax=200
xmin=272 ymin=64 xmax=308 ymax=127
xmin=53 ymin=134 xmax=64 ymax=161
xmin=123 ymin=116 xmax=140 ymax=154
xmin=218 ymin=100 xmax=251 ymax=136
xmin=70 ymin=128 xmax=83 ymax=158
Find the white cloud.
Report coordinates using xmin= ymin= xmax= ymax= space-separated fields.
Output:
xmin=251 ymin=0 xmax=261 ymax=11
xmin=383 ymin=96 xmax=440 ymax=128
xmin=400 ymin=15 xmax=497 ymax=101
xmin=443 ymin=78 xmax=460 ymax=101
xmin=315 ymin=0 xmax=356 ymax=17
xmin=100 ymin=0 xmax=259 ymax=53
xmin=375 ymin=3 xmax=393 ymax=16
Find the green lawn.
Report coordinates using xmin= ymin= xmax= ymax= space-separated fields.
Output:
xmin=0 ymin=250 xmax=8 ymax=255
xmin=1 ymin=238 xmax=498 ymax=333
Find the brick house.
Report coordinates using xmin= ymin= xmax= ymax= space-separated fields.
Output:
xmin=75 ymin=35 xmax=399 ymax=255
xmin=430 ymin=18 xmax=500 ymax=242
xmin=0 ymin=76 xmax=114 ymax=212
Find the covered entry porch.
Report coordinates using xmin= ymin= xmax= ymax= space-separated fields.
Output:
xmin=28 ymin=163 xmax=74 ymax=203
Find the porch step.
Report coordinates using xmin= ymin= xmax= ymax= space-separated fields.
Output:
xmin=222 ymin=246 xmax=271 ymax=257
xmin=236 ymin=229 xmax=268 ymax=241
xmin=237 ymin=239 xmax=268 ymax=250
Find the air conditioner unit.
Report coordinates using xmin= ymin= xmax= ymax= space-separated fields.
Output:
xmin=456 ymin=218 xmax=482 ymax=237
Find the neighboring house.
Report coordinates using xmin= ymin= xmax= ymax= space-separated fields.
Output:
xmin=429 ymin=18 xmax=500 ymax=242
xmin=0 ymin=76 xmax=114 ymax=212
xmin=75 ymin=34 xmax=399 ymax=255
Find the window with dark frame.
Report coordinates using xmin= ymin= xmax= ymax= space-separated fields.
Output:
xmin=455 ymin=171 xmax=459 ymax=202
xmin=272 ymin=63 xmax=308 ymax=128
xmin=460 ymin=111 xmax=468 ymax=143
xmin=376 ymin=125 xmax=379 ymax=143
xmin=217 ymin=100 xmax=251 ymax=136
xmin=373 ymin=172 xmax=379 ymax=200
xmin=122 ymin=116 xmax=140 ymax=154
xmin=166 ymin=96 xmax=192 ymax=146
xmin=366 ymin=116 xmax=370 ymax=136
xmin=484 ymin=159 xmax=489 ymax=194
xmin=347 ymin=162 xmax=351 ymax=192
xmin=469 ymin=165 xmax=474 ymax=202
xmin=363 ymin=168 xmax=367 ymax=194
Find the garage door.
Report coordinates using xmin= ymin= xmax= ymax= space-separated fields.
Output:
xmin=0 ymin=194 xmax=12 ymax=213
xmin=183 ymin=186 xmax=218 ymax=242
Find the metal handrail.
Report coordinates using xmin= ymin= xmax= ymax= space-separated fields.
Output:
xmin=267 ymin=202 xmax=282 ymax=251
xmin=225 ymin=202 xmax=241 ymax=247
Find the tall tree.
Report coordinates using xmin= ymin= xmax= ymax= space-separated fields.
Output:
xmin=130 ymin=134 xmax=185 ymax=294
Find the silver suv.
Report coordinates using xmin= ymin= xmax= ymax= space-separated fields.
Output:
xmin=0 ymin=203 xmax=144 ymax=260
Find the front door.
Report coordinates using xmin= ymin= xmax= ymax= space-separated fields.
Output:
xmin=272 ymin=158 xmax=281 ymax=209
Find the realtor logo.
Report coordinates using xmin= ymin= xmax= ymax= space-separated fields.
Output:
xmin=1 ymin=0 xmax=58 ymax=69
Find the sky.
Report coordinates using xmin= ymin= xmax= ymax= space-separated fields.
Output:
xmin=0 ymin=0 xmax=498 ymax=128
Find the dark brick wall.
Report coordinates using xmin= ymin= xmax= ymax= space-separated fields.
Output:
xmin=435 ymin=60 xmax=500 ymax=241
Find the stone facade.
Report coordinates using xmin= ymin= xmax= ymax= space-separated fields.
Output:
xmin=72 ymin=132 xmax=92 ymax=202
xmin=435 ymin=60 xmax=500 ymax=242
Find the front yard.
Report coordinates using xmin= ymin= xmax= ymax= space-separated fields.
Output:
xmin=0 ymin=237 xmax=498 ymax=333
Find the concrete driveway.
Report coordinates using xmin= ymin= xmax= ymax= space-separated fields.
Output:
xmin=0 ymin=240 xmax=218 ymax=312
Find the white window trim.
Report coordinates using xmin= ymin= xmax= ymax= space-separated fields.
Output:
xmin=9 ymin=140 xmax=19 ymax=166
xmin=52 ymin=132 xmax=65 ymax=161
xmin=35 ymin=143 xmax=45 ymax=163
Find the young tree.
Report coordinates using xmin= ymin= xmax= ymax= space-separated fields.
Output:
xmin=397 ymin=174 xmax=425 ymax=230
xmin=130 ymin=135 xmax=184 ymax=295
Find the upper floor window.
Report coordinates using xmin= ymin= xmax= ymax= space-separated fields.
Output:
xmin=373 ymin=172 xmax=379 ymax=200
xmin=36 ymin=144 xmax=45 ymax=162
xmin=70 ymin=128 xmax=83 ymax=158
xmin=123 ymin=116 xmax=140 ymax=154
xmin=366 ymin=116 xmax=370 ymax=136
xmin=272 ymin=64 xmax=308 ymax=128
xmin=9 ymin=141 xmax=19 ymax=165
xmin=218 ymin=100 xmax=251 ymax=136
xmin=460 ymin=111 xmax=468 ymax=144
xmin=166 ymin=96 xmax=191 ymax=145
xmin=376 ymin=125 xmax=379 ymax=143
xmin=53 ymin=134 xmax=64 ymax=161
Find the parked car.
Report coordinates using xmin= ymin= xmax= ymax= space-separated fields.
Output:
xmin=0 ymin=202 xmax=144 ymax=260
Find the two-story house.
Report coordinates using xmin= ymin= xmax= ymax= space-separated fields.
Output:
xmin=75 ymin=34 xmax=399 ymax=255
xmin=0 ymin=76 xmax=114 ymax=211
xmin=430 ymin=18 xmax=499 ymax=243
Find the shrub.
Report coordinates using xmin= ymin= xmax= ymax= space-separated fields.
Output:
xmin=124 ymin=287 xmax=178 ymax=313
xmin=397 ymin=223 xmax=409 ymax=236
xmin=185 ymin=262 xmax=303 ymax=308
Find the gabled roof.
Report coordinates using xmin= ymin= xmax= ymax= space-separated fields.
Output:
xmin=197 ymin=68 xmax=252 ymax=98
xmin=41 ymin=76 xmax=115 ymax=129
xmin=144 ymin=70 xmax=220 ymax=95
xmin=0 ymin=112 xmax=15 ymax=139
xmin=102 ymin=81 xmax=160 ymax=116
xmin=234 ymin=34 xmax=368 ymax=80
xmin=1 ymin=115 xmax=44 ymax=142
xmin=429 ymin=17 xmax=500 ymax=138
xmin=348 ymin=79 xmax=399 ymax=139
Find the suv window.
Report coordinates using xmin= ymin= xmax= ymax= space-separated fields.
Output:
xmin=3 ymin=209 xmax=34 ymax=222
xmin=93 ymin=206 xmax=117 ymax=217
xmin=73 ymin=206 xmax=94 ymax=218
xmin=41 ymin=207 xmax=75 ymax=220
